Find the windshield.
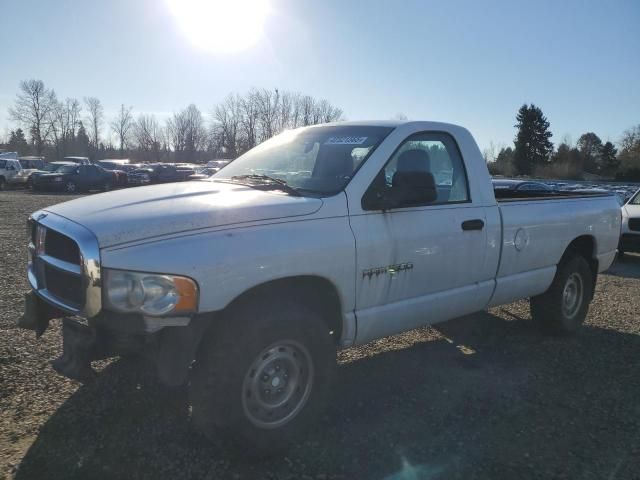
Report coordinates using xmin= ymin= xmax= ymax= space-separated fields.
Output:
xmin=212 ymin=125 xmax=394 ymax=195
xmin=630 ymin=189 xmax=640 ymax=205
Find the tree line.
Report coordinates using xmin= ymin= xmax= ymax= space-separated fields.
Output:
xmin=1 ymin=79 xmax=344 ymax=163
xmin=487 ymin=104 xmax=640 ymax=181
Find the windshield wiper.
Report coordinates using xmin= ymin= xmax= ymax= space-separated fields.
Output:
xmin=229 ymin=174 xmax=301 ymax=196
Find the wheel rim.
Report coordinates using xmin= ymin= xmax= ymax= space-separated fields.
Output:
xmin=241 ymin=340 xmax=314 ymax=429
xmin=66 ymin=182 xmax=76 ymax=192
xmin=562 ymin=272 xmax=584 ymax=319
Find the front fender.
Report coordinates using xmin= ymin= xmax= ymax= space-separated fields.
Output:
xmin=100 ymin=216 xmax=356 ymax=316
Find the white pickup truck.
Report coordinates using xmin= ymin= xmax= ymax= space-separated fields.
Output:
xmin=20 ymin=121 xmax=621 ymax=454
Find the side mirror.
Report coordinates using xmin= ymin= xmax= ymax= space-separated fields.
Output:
xmin=362 ymin=171 xmax=438 ymax=211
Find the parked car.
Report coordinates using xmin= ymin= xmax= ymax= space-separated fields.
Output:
xmin=98 ymin=160 xmax=131 ymax=187
xmin=19 ymin=120 xmax=620 ymax=455
xmin=0 ymin=157 xmax=22 ymax=190
xmin=206 ymin=159 xmax=231 ymax=170
xmin=32 ymin=163 xmax=114 ymax=193
xmin=127 ymin=163 xmax=194 ymax=185
xmin=619 ymin=187 xmax=640 ymax=257
xmin=26 ymin=161 xmax=76 ymax=188
xmin=63 ymin=156 xmax=91 ymax=165
xmin=188 ymin=167 xmax=218 ymax=180
xmin=492 ymin=179 xmax=553 ymax=193
xmin=18 ymin=156 xmax=46 ymax=170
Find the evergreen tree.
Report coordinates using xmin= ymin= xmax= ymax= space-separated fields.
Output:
xmin=75 ymin=122 xmax=90 ymax=156
xmin=552 ymin=143 xmax=583 ymax=179
xmin=513 ymin=104 xmax=553 ymax=175
xmin=576 ymin=132 xmax=603 ymax=174
xmin=599 ymin=141 xmax=618 ymax=176
xmin=8 ymin=128 xmax=29 ymax=155
xmin=495 ymin=146 xmax=515 ymax=175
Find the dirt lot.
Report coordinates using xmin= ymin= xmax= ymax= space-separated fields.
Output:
xmin=1 ymin=189 xmax=639 ymax=480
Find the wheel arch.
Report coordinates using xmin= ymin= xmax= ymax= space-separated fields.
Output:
xmin=225 ymin=275 xmax=345 ymax=344
xmin=563 ymin=235 xmax=598 ymax=298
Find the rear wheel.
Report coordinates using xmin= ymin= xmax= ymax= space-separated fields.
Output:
xmin=190 ymin=300 xmax=335 ymax=456
xmin=530 ymin=254 xmax=593 ymax=335
xmin=64 ymin=181 xmax=77 ymax=193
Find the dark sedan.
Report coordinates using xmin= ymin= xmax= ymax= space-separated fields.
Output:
xmin=127 ymin=163 xmax=195 ymax=185
xmin=32 ymin=164 xmax=114 ymax=193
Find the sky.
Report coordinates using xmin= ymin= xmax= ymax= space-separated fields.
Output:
xmin=0 ymin=0 xmax=639 ymax=153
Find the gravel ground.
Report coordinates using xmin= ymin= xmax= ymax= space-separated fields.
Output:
xmin=1 ymin=189 xmax=639 ymax=480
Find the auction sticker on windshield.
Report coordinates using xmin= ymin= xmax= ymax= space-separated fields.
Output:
xmin=325 ymin=136 xmax=368 ymax=145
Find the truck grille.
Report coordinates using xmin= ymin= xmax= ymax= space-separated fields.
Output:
xmin=629 ymin=218 xmax=640 ymax=232
xmin=27 ymin=212 xmax=102 ymax=318
xmin=45 ymin=228 xmax=81 ymax=264
xmin=45 ymin=265 xmax=83 ymax=307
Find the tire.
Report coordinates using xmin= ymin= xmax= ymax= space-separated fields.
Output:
xmin=189 ymin=300 xmax=336 ymax=457
xmin=26 ymin=177 xmax=33 ymax=189
xmin=530 ymin=254 xmax=593 ymax=335
xmin=64 ymin=181 xmax=77 ymax=193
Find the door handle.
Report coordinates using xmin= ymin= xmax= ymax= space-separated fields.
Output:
xmin=461 ymin=219 xmax=485 ymax=231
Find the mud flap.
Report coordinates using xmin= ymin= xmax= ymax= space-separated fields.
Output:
xmin=50 ymin=318 xmax=98 ymax=383
xmin=18 ymin=291 xmax=56 ymax=337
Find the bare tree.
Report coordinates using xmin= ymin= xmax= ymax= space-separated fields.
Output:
xmin=256 ymin=88 xmax=280 ymax=141
xmin=212 ymin=94 xmax=243 ymax=158
xmin=8 ymin=79 xmax=57 ymax=155
xmin=240 ymin=89 xmax=259 ymax=151
xmin=134 ymin=114 xmax=164 ymax=161
xmin=84 ymin=97 xmax=104 ymax=152
xmin=209 ymin=88 xmax=345 ymax=157
xmin=49 ymin=97 xmax=82 ymax=159
xmin=166 ymin=104 xmax=206 ymax=162
xmin=110 ymin=104 xmax=134 ymax=157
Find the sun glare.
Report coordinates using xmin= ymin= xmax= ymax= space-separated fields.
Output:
xmin=167 ymin=0 xmax=270 ymax=53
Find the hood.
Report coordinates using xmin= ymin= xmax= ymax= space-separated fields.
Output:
xmin=45 ymin=181 xmax=323 ymax=248
xmin=623 ymin=203 xmax=640 ymax=218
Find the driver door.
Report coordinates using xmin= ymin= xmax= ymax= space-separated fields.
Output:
xmin=349 ymin=132 xmax=495 ymax=344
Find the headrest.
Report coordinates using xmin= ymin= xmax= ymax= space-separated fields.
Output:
xmin=396 ymin=148 xmax=430 ymax=172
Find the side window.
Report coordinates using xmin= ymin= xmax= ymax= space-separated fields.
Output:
xmin=0 ymin=160 xmax=6 ymax=169
xmin=365 ymin=132 xmax=469 ymax=209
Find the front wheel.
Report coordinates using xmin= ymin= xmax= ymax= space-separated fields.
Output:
xmin=64 ymin=181 xmax=77 ymax=193
xmin=530 ymin=254 xmax=593 ymax=335
xmin=189 ymin=301 xmax=335 ymax=456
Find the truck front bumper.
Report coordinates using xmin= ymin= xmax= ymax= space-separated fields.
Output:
xmin=19 ymin=290 xmax=209 ymax=386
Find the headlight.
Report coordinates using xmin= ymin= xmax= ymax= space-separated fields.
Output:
xmin=53 ymin=177 xmax=62 ymax=182
xmin=103 ymin=269 xmax=198 ymax=316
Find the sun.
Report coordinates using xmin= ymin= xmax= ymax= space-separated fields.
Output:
xmin=167 ymin=0 xmax=271 ymax=53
